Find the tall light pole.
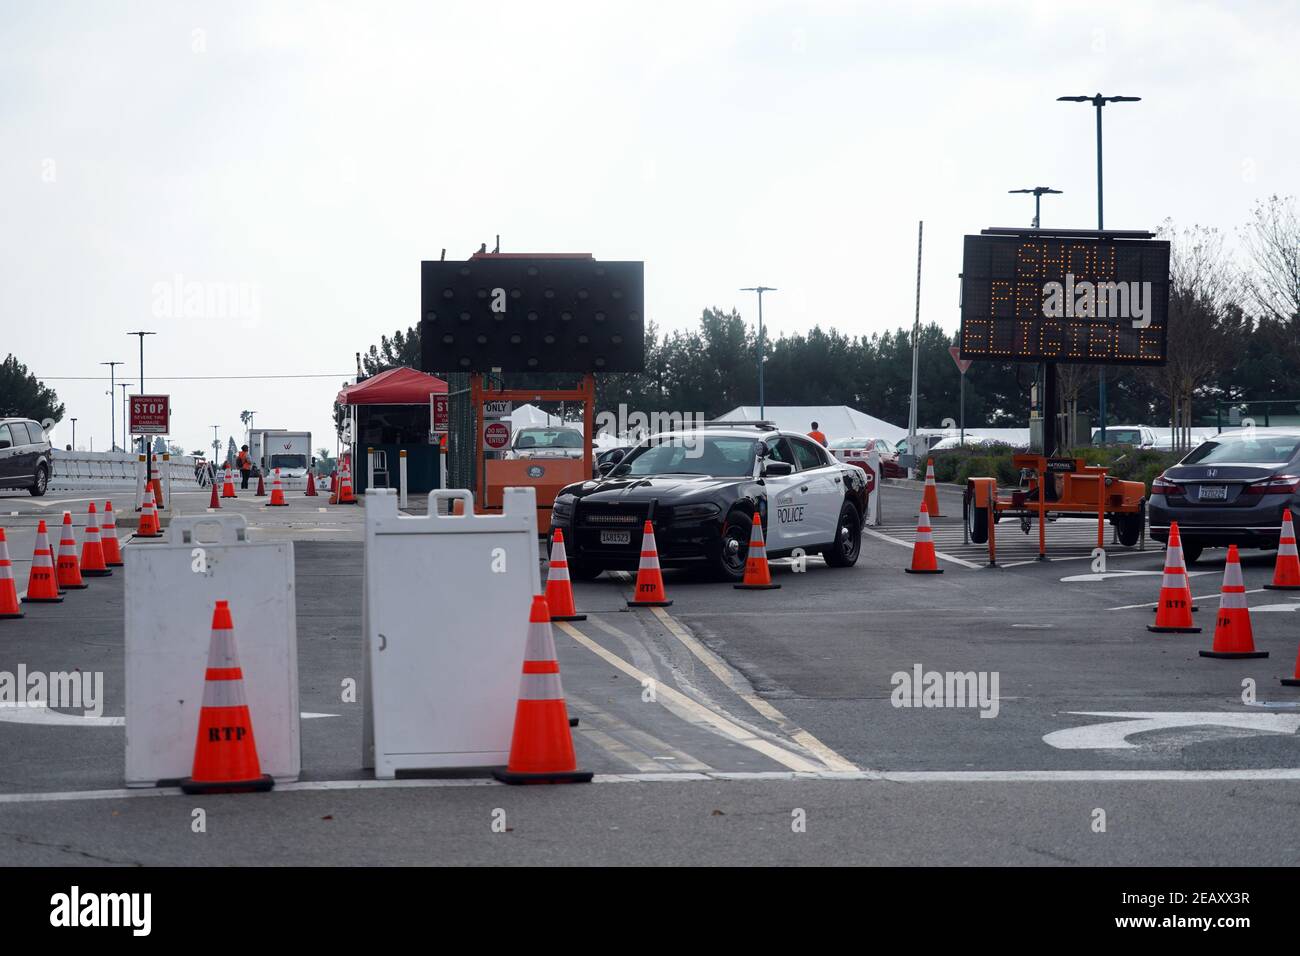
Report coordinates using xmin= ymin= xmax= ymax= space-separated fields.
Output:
xmin=101 ymin=361 xmax=123 ymax=451
xmin=212 ymin=425 xmax=221 ymax=464
xmin=1057 ymin=93 xmax=1141 ymax=444
xmin=1008 ymin=186 xmax=1062 ymax=229
xmin=740 ymin=286 xmax=776 ymax=419
xmin=118 ymin=383 xmax=129 ymax=452
xmin=127 ymin=330 xmax=157 ymax=494
xmin=907 ymin=221 xmax=923 ymax=478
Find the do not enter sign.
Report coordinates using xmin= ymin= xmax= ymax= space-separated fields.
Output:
xmin=483 ymin=420 xmax=511 ymax=451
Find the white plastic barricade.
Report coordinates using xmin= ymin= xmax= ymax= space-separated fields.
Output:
xmin=362 ymin=486 xmax=541 ymax=778
xmin=124 ymin=513 xmax=300 ymax=787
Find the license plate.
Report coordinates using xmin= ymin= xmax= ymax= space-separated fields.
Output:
xmin=600 ymin=530 xmax=631 ymax=545
xmin=1199 ymin=484 xmax=1227 ymax=501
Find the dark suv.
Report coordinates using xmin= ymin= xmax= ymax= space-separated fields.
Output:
xmin=0 ymin=418 xmax=53 ymax=496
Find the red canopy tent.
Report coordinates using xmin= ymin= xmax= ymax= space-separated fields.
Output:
xmin=336 ymin=367 xmax=447 ymax=406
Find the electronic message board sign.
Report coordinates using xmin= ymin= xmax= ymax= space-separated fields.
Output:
xmin=959 ymin=232 xmax=1170 ymax=365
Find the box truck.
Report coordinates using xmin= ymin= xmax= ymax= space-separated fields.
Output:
xmin=250 ymin=429 xmax=313 ymax=479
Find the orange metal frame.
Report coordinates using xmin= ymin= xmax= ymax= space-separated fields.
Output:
xmin=471 ymin=372 xmax=595 ymax=533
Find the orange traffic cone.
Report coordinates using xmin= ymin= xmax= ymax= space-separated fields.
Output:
xmin=137 ymin=487 xmax=161 ymax=538
xmin=329 ymin=470 xmax=338 ymax=493
xmin=1149 ymin=522 xmax=1200 ymax=633
xmin=305 ymin=472 xmax=318 ymax=497
xmin=180 ymin=600 xmax=275 ymax=795
xmin=1282 ymin=644 xmax=1300 ymax=687
xmin=1199 ymin=545 xmax=1267 ymax=659
xmin=266 ymin=469 xmax=287 ymax=506
xmin=627 ymin=520 xmax=672 ymax=607
xmin=735 ymin=512 xmax=780 ymax=589
xmin=78 ymin=503 xmax=112 ymax=577
xmin=1265 ymin=508 xmax=1300 ymax=589
xmin=492 ymin=595 xmax=592 ymax=785
xmin=209 ymin=479 xmax=221 ymax=509
xmin=0 ymin=530 xmax=23 ymax=619
xmin=23 ymin=520 xmax=63 ymax=603
xmin=221 ymin=465 xmax=237 ymax=499
xmin=55 ymin=511 xmax=88 ymax=590
xmin=101 ymin=501 xmax=124 ymax=566
xmin=255 ymin=472 xmax=266 ymax=497
xmin=336 ymin=461 xmax=357 ymax=504
xmin=919 ymin=458 xmax=944 ymax=517
xmin=545 ymin=529 xmax=586 ymax=621
xmin=905 ymin=501 xmax=944 ymax=574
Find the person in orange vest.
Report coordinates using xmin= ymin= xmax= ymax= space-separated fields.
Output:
xmin=237 ymin=445 xmax=253 ymax=490
xmin=808 ymin=422 xmax=828 ymax=446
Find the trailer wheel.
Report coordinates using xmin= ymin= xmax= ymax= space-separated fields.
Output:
xmin=1115 ymin=499 xmax=1145 ymax=548
xmin=965 ymin=494 xmax=990 ymax=545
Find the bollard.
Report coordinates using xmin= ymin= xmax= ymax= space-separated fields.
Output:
xmin=367 ymin=446 xmax=375 ymax=491
xmin=399 ymin=450 xmax=408 ymax=509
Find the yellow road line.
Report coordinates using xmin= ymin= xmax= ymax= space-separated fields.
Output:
xmin=649 ymin=606 xmax=859 ymax=773
xmin=555 ymin=621 xmax=824 ymax=773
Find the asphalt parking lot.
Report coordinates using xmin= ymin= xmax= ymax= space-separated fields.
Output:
xmin=1 ymin=483 xmax=1298 ymax=865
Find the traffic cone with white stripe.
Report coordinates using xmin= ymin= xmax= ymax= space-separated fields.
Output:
xmin=1199 ymin=545 xmax=1267 ymax=659
xmin=137 ymin=486 xmax=161 ymax=538
xmin=627 ymin=520 xmax=672 ymax=607
xmin=492 ymin=594 xmax=592 ymax=785
xmin=735 ymin=512 xmax=780 ymax=589
xmin=545 ymin=529 xmax=586 ymax=621
xmin=1265 ymin=508 xmax=1300 ymax=590
xmin=1282 ymin=645 xmax=1300 ymax=687
xmin=919 ymin=458 xmax=944 ymax=517
xmin=1148 ymin=522 xmax=1200 ymax=633
xmin=266 ymin=468 xmax=287 ymax=506
xmin=221 ymin=465 xmax=237 ymax=498
xmin=78 ymin=503 xmax=112 ymax=577
xmin=905 ymin=501 xmax=943 ymax=574
xmin=180 ymin=600 xmax=275 ymax=795
xmin=101 ymin=501 xmax=124 ymax=566
xmin=0 ymin=530 xmax=23 ymax=619
xmin=55 ymin=511 xmax=88 ymax=590
xmin=22 ymin=520 xmax=63 ymax=603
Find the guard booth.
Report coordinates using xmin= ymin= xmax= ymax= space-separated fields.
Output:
xmin=336 ymin=367 xmax=446 ymax=496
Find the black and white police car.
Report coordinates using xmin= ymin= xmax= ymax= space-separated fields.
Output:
xmin=549 ymin=421 xmax=869 ymax=582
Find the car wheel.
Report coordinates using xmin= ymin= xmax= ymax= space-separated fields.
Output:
xmin=824 ymin=501 xmax=862 ymax=567
xmin=1115 ymin=500 xmax=1145 ymax=547
xmin=29 ymin=464 xmax=48 ymax=497
xmin=713 ymin=511 xmax=751 ymax=583
xmin=1181 ymin=541 xmax=1204 ymax=565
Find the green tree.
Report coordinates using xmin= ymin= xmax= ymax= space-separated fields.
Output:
xmin=0 ymin=354 xmax=63 ymax=422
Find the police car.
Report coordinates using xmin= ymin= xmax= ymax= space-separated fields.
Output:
xmin=549 ymin=422 xmax=869 ymax=582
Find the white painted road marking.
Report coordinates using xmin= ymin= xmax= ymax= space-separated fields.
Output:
xmin=1043 ymin=711 xmax=1300 ymax=750
xmin=7 ymin=767 xmax=1300 ymax=805
xmin=0 ymin=704 xmax=339 ymax=727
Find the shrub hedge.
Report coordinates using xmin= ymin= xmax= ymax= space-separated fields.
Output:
xmin=927 ymin=444 xmax=1183 ymax=493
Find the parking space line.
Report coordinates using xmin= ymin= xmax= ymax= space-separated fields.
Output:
xmin=554 ymin=621 xmax=826 ymax=773
xmin=648 ymin=606 xmax=859 ymax=772
xmin=861 ymin=526 xmax=982 ymax=569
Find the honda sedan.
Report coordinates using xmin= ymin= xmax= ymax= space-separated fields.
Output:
xmin=1149 ymin=429 xmax=1300 ymax=564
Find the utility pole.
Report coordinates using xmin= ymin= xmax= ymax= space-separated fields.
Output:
xmin=907 ymin=221 xmax=923 ymax=479
xmin=70 ymin=418 xmax=77 ymax=451
xmin=101 ymin=361 xmax=123 ymax=451
xmin=1057 ymin=93 xmax=1141 ymax=444
xmin=118 ymin=383 xmax=129 ymax=452
xmin=740 ymin=287 xmax=776 ymax=419
xmin=127 ymin=330 xmax=157 ymax=500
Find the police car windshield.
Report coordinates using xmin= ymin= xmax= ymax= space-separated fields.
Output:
xmin=619 ymin=436 xmax=759 ymax=477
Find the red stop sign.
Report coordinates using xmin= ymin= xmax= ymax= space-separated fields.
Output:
xmin=483 ymin=421 xmax=511 ymax=450
xmin=862 ymin=468 xmax=876 ymax=492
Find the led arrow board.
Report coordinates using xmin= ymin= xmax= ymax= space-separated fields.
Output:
xmin=959 ymin=232 xmax=1170 ymax=365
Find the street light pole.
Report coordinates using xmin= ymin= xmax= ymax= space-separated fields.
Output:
xmin=740 ymin=286 xmax=776 ymax=419
xmin=1008 ymin=186 xmax=1062 ymax=229
xmin=118 ymin=384 xmax=129 ymax=452
xmin=1057 ymin=93 xmax=1141 ymax=444
xmin=127 ymin=330 xmax=157 ymax=496
xmin=101 ymin=361 xmax=123 ymax=451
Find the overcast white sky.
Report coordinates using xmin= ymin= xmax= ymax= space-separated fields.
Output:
xmin=2 ymin=0 xmax=1296 ymax=452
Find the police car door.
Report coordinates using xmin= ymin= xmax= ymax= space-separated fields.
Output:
xmin=789 ymin=436 xmax=841 ymax=547
xmin=762 ymin=436 xmax=809 ymax=550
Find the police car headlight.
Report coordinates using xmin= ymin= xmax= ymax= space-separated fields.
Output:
xmin=673 ymin=502 xmax=720 ymax=521
xmin=552 ymin=496 xmax=575 ymax=519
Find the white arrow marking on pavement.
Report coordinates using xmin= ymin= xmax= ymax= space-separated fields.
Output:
xmin=1043 ymin=711 xmax=1300 ymax=750
xmin=1060 ymin=569 xmax=1164 ymax=583
xmin=1251 ymin=602 xmax=1300 ymax=613
xmin=0 ymin=704 xmax=339 ymax=727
